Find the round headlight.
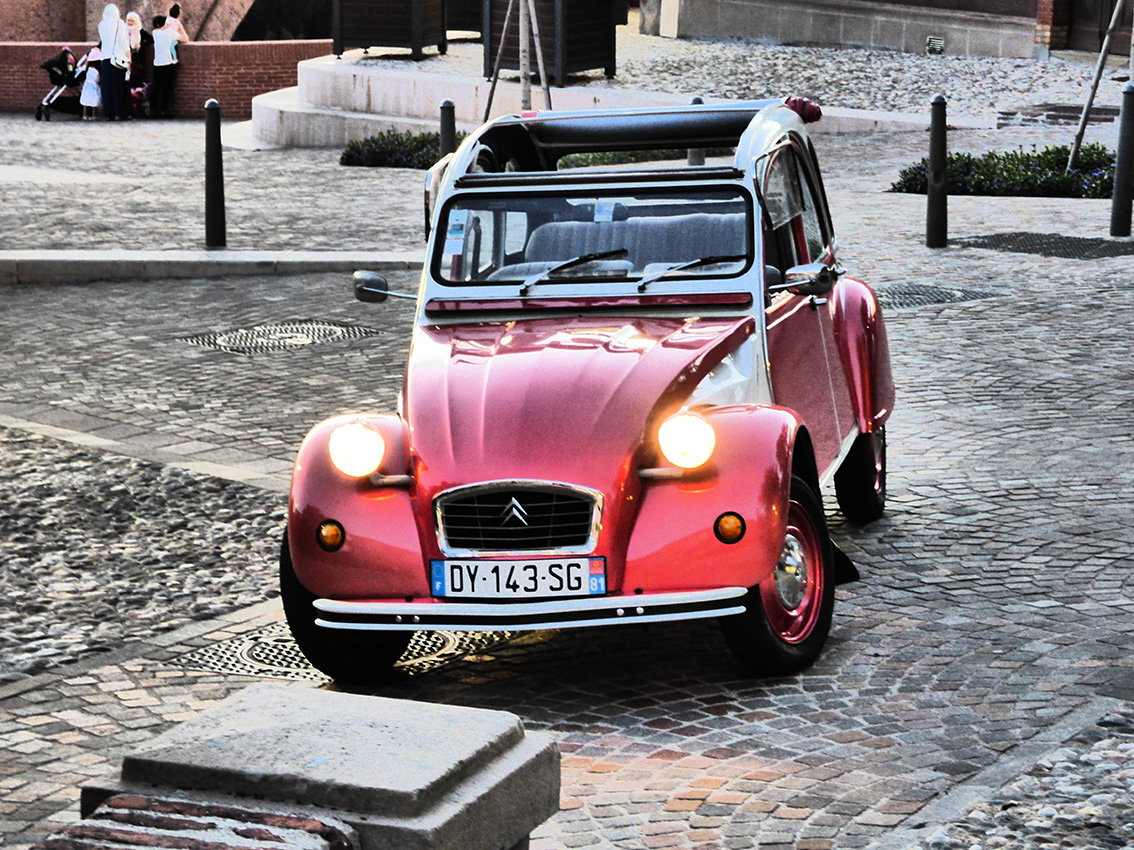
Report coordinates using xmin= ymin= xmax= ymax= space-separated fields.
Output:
xmin=658 ymin=411 xmax=716 ymax=469
xmin=328 ymin=421 xmax=385 ymax=478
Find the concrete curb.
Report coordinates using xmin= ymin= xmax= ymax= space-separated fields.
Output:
xmin=0 ymin=249 xmax=426 ymax=285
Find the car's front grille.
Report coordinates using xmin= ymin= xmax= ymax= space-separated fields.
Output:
xmin=436 ymin=483 xmax=600 ymax=553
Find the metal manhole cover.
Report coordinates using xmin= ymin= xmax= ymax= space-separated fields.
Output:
xmin=177 ymin=621 xmax=516 ymax=681
xmin=953 ymin=232 xmax=1134 ymax=260
xmin=181 ymin=320 xmax=383 ymax=355
xmin=874 ymin=282 xmax=1000 ymax=310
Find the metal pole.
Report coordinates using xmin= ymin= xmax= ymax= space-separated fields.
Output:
xmin=204 ymin=99 xmax=226 ymax=248
xmin=518 ymin=0 xmax=531 ymax=110
xmin=926 ymin=94 xmax=947 ymax=249
xmin=440 ymin=99 xmax=456 ymax=156
xmin=1112 ymin=82 xmax=1134 ymax=236
xmin=524 ymin=0 xmax=552 ymax=109
xmin=1070 ymin=0 xmax=1125 ymax=170
xmin=687 ymin=96 xmax=706 ymax=165
xmin=483 ymin=0 xmax=516 ymax=121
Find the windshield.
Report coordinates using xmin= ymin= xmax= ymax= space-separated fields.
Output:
xmin=433 ymin=188 xmax=752 ymax=286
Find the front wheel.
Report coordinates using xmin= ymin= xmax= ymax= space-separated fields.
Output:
xmin=720 ymin=475 xmax=835 ymax=677
xmin=279 ymin=532 xmax=411 ymax=684
xmin=834 ymin=427 xmax=886 ymax=523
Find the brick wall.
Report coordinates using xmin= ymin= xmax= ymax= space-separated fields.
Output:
xmin=1035 ymin=0 xmax=1070 ymax=50
xmin=0 ymin=40 xmax=330 ymax=118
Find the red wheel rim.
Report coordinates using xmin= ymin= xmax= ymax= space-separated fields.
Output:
xmin=760 ymin=499 xmax=825 ymax=644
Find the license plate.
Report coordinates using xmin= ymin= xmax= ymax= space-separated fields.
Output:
xmin=431 ymin=558 xmax=607 ymax=599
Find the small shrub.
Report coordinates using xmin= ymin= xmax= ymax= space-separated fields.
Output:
xmin=341 ymin=133 xmax=734 ymax=171
xmin=890 ymin=143 xmax=1116 ymax=199
xmin=340 ymin=129 xmax=467 ymax=170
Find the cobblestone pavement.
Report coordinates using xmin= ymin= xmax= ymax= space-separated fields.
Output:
xmin=4 ymin=24 xmax=1134 ymax=850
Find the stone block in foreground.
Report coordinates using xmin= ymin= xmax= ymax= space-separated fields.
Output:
xmin=81 ymin=683 xmax=560 ymax=850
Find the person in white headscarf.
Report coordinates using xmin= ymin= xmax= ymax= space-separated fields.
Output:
xmin=125 ymin=11 xmax=153 ymax=89
xmin=97 ymin=4 xmax=131 ymax=119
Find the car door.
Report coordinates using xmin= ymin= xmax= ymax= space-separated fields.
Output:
xmin=760 ymin=142 xmax=853 ymax=475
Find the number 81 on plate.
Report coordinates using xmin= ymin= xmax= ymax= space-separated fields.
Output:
xmin=432 ymin=558 xmax=606 ymax=598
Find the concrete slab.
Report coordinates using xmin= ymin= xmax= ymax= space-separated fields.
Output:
xmin=0 ymin=249 xmax=426 ymax=285
xmin=83 ymin=684 xmax=561 ymax=850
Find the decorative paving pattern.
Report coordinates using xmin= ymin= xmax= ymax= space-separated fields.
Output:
xmin=180 ymin=321 xmax=384 ymax=356
xmin=176 ymin=622 xmax=517 ymax=680
xmin=952 ymin=231 xmax=1134 ymax=261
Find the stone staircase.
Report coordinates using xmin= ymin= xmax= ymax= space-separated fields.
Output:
xmin=248 ymin=50 xmax=691 ymax=148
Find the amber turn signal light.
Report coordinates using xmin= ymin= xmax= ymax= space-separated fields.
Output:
xmin=317 ymin=520 xmax=345 ymax=552
xmin=714 ymin=512 xmax=745 ymax=544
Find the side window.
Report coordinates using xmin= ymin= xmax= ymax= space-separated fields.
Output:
xmin=760 ymin=149 xmax=805 ymax=273
xmin=793 ymin=155 xmax=828 ymax=262
xmin=760 ymin=144 xmax=829 ymax=268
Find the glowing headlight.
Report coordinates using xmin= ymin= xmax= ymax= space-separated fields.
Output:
xmin=328 ymin=421 xmax=385 ymax=477
xmin=658 ymin=411 xmax=716 ymax=469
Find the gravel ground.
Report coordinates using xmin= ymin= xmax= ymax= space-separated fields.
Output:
xmin=926 ymin=713 xmax=1134 ymax=850
xmin=0 ymin=427 xmax=285 ymax=683
xmin=607 ymin=42 xmax=1125 ymax=119
xmin=371 ymin=15 xmax=1132 ymax=120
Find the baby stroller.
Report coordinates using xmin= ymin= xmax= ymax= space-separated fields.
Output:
xmin=36 ymin=47 xmax=89 ymax=120
xmin=131 ymin=82 xmax=151 ymax=118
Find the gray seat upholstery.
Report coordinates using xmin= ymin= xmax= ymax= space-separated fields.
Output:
xmin=526 ymin=213 xmax=746 ymax=270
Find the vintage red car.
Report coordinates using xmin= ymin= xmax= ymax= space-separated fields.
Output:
xmin=281 ymin=99 xmax=894 ymax=682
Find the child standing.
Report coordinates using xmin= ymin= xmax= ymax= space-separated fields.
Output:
xmin=80 ymin=47 xmax=102 ymax=119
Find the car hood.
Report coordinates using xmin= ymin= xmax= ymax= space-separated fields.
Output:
xmin=403 ymin=315 xmax=755 ymax=493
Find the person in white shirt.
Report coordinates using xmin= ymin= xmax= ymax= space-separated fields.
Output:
xmin=150 ymin=14 xmax=186 ymax=118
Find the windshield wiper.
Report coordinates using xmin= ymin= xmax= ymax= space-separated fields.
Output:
xmin=635 ymin=254 xmax=747 ymax=292
xmin=519 ymin=248 xmax=629 ymax=295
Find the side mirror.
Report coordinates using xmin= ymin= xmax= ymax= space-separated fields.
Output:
xmin=772 ymin=262 xmax=843 ymax=297
xmin=353 ymin=270 xmax=389 ymax=303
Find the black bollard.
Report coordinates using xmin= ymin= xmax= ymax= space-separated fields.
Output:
xmin=687 ymin=96 xmax=706 ymax=166
xmin=926 ymin=95 xmax=947 ymax=249
xmin=440 ymin=99 xmax=457 ymax=157
xmin=1112 ymin=83 xmax=1134 ymax=237
xmin=204 ymin=99 xmax=226 ymax=248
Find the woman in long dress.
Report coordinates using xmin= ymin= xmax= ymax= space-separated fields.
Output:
xmin=97 ymin=4 xmax=131 ymax=120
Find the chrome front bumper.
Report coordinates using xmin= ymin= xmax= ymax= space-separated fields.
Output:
xmin=314 ymin=587 xmax=749 ymax=632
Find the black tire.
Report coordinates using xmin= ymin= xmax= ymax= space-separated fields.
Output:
xmin=834 ymin=427 xmax=886 ymax=523
xmin=279 ymin=532 xmax=411 ymax=684
xmin=35 ymin=104 xmax=43 ymax=121
xmin=720 ymin=475 xmax=835 ymax=677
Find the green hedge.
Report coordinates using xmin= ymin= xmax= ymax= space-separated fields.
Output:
xmin=340 ymin=129 xmax=467 ymax=169
xmin=890 ymin=143 xmax=1116 ymax=199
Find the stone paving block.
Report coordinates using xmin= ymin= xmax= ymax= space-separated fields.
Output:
xmin=82 ymin=684 xmax=560 ymax=850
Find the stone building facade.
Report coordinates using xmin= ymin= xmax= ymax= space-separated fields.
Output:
xmin=1 ymin=0 xmax=253 ymax=44
xmin=641 ymin=0 xmax=1130 ymax=58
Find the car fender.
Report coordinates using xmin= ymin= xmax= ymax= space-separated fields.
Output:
xmin=833 ymin=276 xmax=895 ymax=432
xmin=623 ymin=405 xmax=801 ymax=593
xmin=287 ymin=414 xmax=430 ymax=600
